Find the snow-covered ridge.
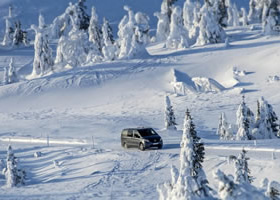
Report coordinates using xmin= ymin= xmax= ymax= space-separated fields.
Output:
xmin=0 ymin=59 xmax=154 ymax=97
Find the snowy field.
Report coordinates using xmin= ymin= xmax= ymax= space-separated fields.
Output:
xmin=0 ymin=0 xmax=280 ymax=199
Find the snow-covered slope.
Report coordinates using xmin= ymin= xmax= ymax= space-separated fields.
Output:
xmin=0 ymin=1 xmax=279 ymax=199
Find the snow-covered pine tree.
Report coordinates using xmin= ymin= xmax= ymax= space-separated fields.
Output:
xmin=196 ymin=3 xmax=226 ymax=46
xmin=217 ymin=112 xmax=233 ymax=140
xmin=102 ymin=18 xmax=116 ymax=61
xmin=2 ymin=6 xmax=14 ymax=46
xmin=30 ymin=14 xmax=54 ymax=78
xmin=88 ymin=6 xmax=103 ymax=52
xmin=254 ymin=97 xmax=279 ymax=139
xmin=236 ymin=96 xmax=254 ymax=140
xmin=166 ymin=6 xmax=190 ymax=49
xmin=263 ymin=0 xmax=280 ymax=35
xmin=234 ymin=149 xmax=253 ymax=184
xmin=164 ymin=96 xmax=177 ymax=130
xmin=5 ymin=145 xmax=25 ymax=188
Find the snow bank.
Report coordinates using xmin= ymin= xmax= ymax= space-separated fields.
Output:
xmin=169 ymin=69 xmax=225 ymax=95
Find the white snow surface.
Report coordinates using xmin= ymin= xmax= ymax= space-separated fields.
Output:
xmin=0 ymin=1 xmax=279 ymax=200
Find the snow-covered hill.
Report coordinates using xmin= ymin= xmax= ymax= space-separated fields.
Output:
xmin=0 ymin=0 xmax=248 ymax=36
xmin=0 ymin=0 xmax=279 ymax=199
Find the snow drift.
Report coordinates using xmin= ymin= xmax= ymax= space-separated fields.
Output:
xmin=169 ymin=69 xmax=225 ymax=95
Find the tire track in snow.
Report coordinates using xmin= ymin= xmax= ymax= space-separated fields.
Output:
xmin=68 ymin=150 xmax=161 ymax=200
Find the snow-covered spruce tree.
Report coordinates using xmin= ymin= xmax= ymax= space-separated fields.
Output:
xmin=162 ymin=0 xmax=178 ymax=22
xmin=248 ymin=0 xmax=265 ymax=23
xmin=55 ymin=11 xmax=99 ymax=67
xmin=154 ymin=0 xmax=172 ymax=42
xmin=241 ymin=7 xmax=249 ymax=26
xmin=102 ymin=18 xmax=116 ymax=61
xmin=183 ymin=0 xmax=200 ymax=43
xmin=118 ymin=6 xmax=135 ymax=59
xmin=117 ymin=6 xmax=149 ymax=59
xmin=51 ymin=0 xmax=89 ymax=38
xmin=217 ymin=112 xmax=233 ymax=140
xmin=214 ymin=169 xmax=268 ymax=200
xmin=5 ymin=145 xmax=25 ymax=188
xmin=253 ymin=97 xmax=279 ymax=139
xmin=234 ymin=149 xmax=253 ymax=184
xmin=166 ymin=6 xmax=190 ymax=49
xmin=154 ymin=12 xmax=170 ymax=42
xmin=266 ymin=181 xmax=280 ymax=200
xmin=164 ymin=96 xmax=177 ymax=130
xmin=135 ymin=12 xmax=150 ymax=45
xmin=2 ymin=6 xmax=14 ymax=46
xmin=214 ymin=169 xmax=240 ymax=200
xmin=158 ymin=110 xmax=200 ymax=200
xmin=185 ymin=109 xmax=211 ymax=197
xmin=158 ymin=110 xmax=211 ymax=199
xmin=196 ymin=3 xmax=226 ymax=46
xmin=12 ymin=21 xmax=28 ymax=46
xmin=88 ymin=6 xmax=103 ymax=52
xmin=3 ymin=66 xmax=9 ymax=85
xmin=102 ymin=18 xmax=114 ymax=45
xmin=227 ymin=0 xmax=234 ymax=26
xmin=263 ymin=0 xmax=280 ymax=35
xmin=183 ymin=0 xmax=195 ymax=30
xmin=236 ymin=96 xmax=254 ymax=140
xmin=214 ymin=0 xmax=228 ymax=28
xmin=76 ymin=0 xmax=90 ymax=31
xmin=232 ymin=4 xmax=240 ymax=27
xmin=51 ymin=5 xmax=72 ymax=38
xmin=4 ymin=58 xmax=18 ymax=84
xmin=30 ymin=14 xmax=54 ymax=78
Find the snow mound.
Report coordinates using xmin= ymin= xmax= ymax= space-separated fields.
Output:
xmin=169 ymin=69 xmax=225 ymax=95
